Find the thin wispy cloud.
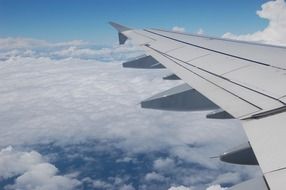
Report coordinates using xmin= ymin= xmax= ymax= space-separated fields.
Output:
xmin=172 ymin=26 xmax=186 ymax=33
xmin=0 ymin=37 xmax=88 ymax=50
xmin=196 ymin=28 xmax=204 ymax=35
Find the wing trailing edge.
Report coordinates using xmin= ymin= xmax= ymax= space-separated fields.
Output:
xmin=228 ymin=177 xmax=268 ymax=190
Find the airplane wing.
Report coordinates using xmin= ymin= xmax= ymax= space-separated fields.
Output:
xmin=110 ymin=22 xmax=286 ymax=190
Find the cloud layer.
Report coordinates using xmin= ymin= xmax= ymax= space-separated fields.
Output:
xmin=0 ymin=27 xmax=261 ymax=189
xmin=223 ymin=0 xmax=286 ymax=46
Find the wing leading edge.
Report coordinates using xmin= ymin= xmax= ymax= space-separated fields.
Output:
xmin=110 ymin=22 xmax=286 ymax=190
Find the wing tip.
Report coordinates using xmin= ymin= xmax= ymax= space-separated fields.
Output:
xmin=109 ymin=21 xmax=131 ymax=32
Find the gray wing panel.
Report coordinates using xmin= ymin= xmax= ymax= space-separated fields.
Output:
xmin=148 ymin=29 xmax=286 ymax=70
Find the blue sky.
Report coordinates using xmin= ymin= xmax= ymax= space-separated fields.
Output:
xmin=0 ymin=0 xmax=269 ymax=44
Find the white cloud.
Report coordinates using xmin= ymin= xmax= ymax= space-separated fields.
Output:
xmin=0 ymin=147 xmax=80 ymax=190
xmin=168 ymin=184 xmax=226 ymax=190
xmin=172 ymin=26 xmax=186 ymax=33
xmin=153 ymin=157 xmax=175 ymax=172
xmin=0 ymin=38 xmax=49 ymax=50
xmin=0 ymin=37 xmax=88 ymax=50
xmin=212 ymin=172 xmax=241 ymax=185
xmin=197 ymin=28 xmax=204 ymax=35
xmin=81 ymin=177 xmax=134 ymax=190
xmin=145 ymin=172 xmax=166 ymax=182
xmin=206 ymin=185 xmax=227 ymax=190
xmin=51 ymin=43 xmax=141 ymax=60
xmin=119 ymin=184 xmax=135 ymax=190
xmin=92 ymin=179 xmax=113 ymax=189
xmin=168 ymin=185 xmax=193 ymax=190
xmin=116 ymin=157 xmax=134 ymax=163
xmin=223 ymin=0 xmax=286 ymax=46
xmin=0 ymin=37 xmax=142 ymax=62
xmin=0 ymin=146 xmax=43 ymax=179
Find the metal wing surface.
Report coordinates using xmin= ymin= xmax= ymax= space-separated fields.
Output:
xmin=110 ymin=22 xmax=286 ymax=190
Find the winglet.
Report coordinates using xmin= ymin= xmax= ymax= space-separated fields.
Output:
xmin=109 ymin=22 xmax=132 ymax=45
xmin=109 ymin=22 xmax=131 ymax=32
